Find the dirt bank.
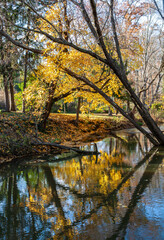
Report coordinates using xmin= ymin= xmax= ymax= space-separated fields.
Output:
xmin=0 ymin=113 xmax=134 ymax=164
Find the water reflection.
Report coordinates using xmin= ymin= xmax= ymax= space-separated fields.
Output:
xmin=0 ymin=131 xmax=164 ymax=240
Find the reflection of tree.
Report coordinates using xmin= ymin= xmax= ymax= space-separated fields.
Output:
xmin=0 ymin=170 xmax=21 ymax=239
xmin=0 ymin=138 xmax=163 ymax=240
xmin=54 ymin=153 xmax=123 ymax=199
xmin=107 ymin=148 xmax=163 ymax=240
xmin=42 ymin=166 xmax=72 ymax=238
xmin=0 ymin=167 xmax=53 ymax=239
xmin=54 ymin=147 xmax=158 ymax=238
xmin=101 ymin=132 xmax=151 ymax=167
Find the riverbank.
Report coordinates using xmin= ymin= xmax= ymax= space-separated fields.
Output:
xmin=0 ymin=112 xmax=145 ymax=163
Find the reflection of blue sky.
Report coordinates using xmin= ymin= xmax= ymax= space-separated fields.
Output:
xmin=96 ymin=139 xmax=113 ymax=153
xmin=17 ymin=177 xmax=28 ymax=194
xmin=126 ymin=225 xmax=164 ymax=240
xmin=141 ymin=166 xmax=164 ymax=223
xmin=125 ymin=165 xmax=164 ymax=240
xmin=0 ymin=200 xmax=6 ymax=214
xmin=0 ymin=132 xmax=164 ymax=240
xmin=143 ymin=194 xmax=164 ymax=221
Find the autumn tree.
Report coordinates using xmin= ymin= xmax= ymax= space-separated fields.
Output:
xmin=24 ymin=2 xmax=122 ymax=129
xmin=0 ymin=0 xmax=164 ymax=145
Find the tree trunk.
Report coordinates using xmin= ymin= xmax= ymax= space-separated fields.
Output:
xmin=0 ymin=33 xmax=10 ymax=112
xmin=38 ymin=88 xmax=76 ymax=131
xmin=76 ymin=97 xmax=81 ymax=125
xmin=22 ymin=50 xmax=28 ymax=113
xmin=23 ymin=9 xmax=30 ymax=113
xmin=38 ymin=97 xmax=54 ymax=130
xmin=142 ymin=77 xmax=148 ymax=107
xmin=112 ymin=66 xmax=164 ymax=145
xmin=64 ymin=67 xmax=163 ymax=146
xmin=9 ymin=70 xmax=16 ymax=111
xmin=3 ymin=74 xmax=10 ymax=112
xmin=108 ymin=107 xmax=112 ymax=116
xmin=38 ymin=85 xmax=56 ymax=130
xmin=127 ymin=99 xmax=130 ymax=112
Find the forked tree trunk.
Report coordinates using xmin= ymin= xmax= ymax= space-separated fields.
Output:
xmin=38 ymin=97 xmax=54 ymax=130
xmin=38 ymin=87 xmax=76 ymax=131
xmin=38 ymin=85 xmax=56 ymax=130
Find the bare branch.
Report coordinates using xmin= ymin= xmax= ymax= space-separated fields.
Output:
xmin=32 ymin=141 xmax=99 ymax=154
xmin=61 ymin=66 xmax=159 ymax=145
xmin=139 ymin=73 xmax=163 ymax=96
xmin=0 ymin=29 xmax=43 ymax=54
xmin=110 ymin=0 xmax=124 ymax=69
xmin=89 ymin=0 xmax=111 ymax=59
xmin=79 ymin=1 xmax=99 ymax=41
xmin=22 ymin=0 xmax=62 ymax=37
xmin=149 ymin=74 xmax=163 ymax=109
xmin=153 ymin=0 xmax=164 ymax=20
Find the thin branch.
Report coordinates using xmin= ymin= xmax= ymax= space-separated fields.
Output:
xmin=22 ymin=0 xmax=62 ymax=37
xmin=79 ymin=1 xmax=99 ymax=41
xmin=0 ymin=28 xmax=108 ymax=65
xmin=149 ymin=74 xmax=163 ymax=109
xmin=61 ymin=66 xmax=159 ymax=145
xmin=89 ymin=0 xmax=111 ymax=60
xmin=32 ymin=141 xmax=100 ymax=154
xmin=110 ymin=0 xmax=124 ymax=69
xmin=153 ymin=0 xmax=164 ymax=20
xmin=139 ymin=73 xmax=163 ymax=96
xmin=0 ymin=29 xmax=43 ymax=54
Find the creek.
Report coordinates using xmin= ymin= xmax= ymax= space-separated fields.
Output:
xmin=0 ymin=129 xmax=164 ymax=239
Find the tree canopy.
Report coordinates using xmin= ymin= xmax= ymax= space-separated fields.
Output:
xmin=0 ymin=0 xmax=164 ymax=145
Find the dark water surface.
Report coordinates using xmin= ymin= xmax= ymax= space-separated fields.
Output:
xmin=0 ymin=130 xmax=164 ymax=240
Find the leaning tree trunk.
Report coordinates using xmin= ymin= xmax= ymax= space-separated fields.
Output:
xmin=118 ymin=71 xmax=164 ymax=145
xmin=38 ymin=86 xmax=76 ymax=131
xmin=108 ymin=0 xmax=164 ymax=145
xmin=63 ymin=67 xmax=163 ymax=146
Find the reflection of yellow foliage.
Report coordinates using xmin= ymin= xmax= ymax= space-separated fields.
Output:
xmin=26 ymin=190 xmax=51 ymax=221
xmin=25 ymin=185 xmax=74 ymax=239
xmin=54 ymin=150 xmax=129 ymax=196
xmin=109 ymin=169 xmax=122 ymax=189
xmin=24 ymin=146 xmax=132 ymax=238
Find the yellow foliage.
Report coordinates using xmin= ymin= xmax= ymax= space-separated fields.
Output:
xmin=25 ymin=2 xmax=126 ymax=115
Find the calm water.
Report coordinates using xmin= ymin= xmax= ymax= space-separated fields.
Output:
xmin=0 ymin=130 xmax=164 ymax=240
